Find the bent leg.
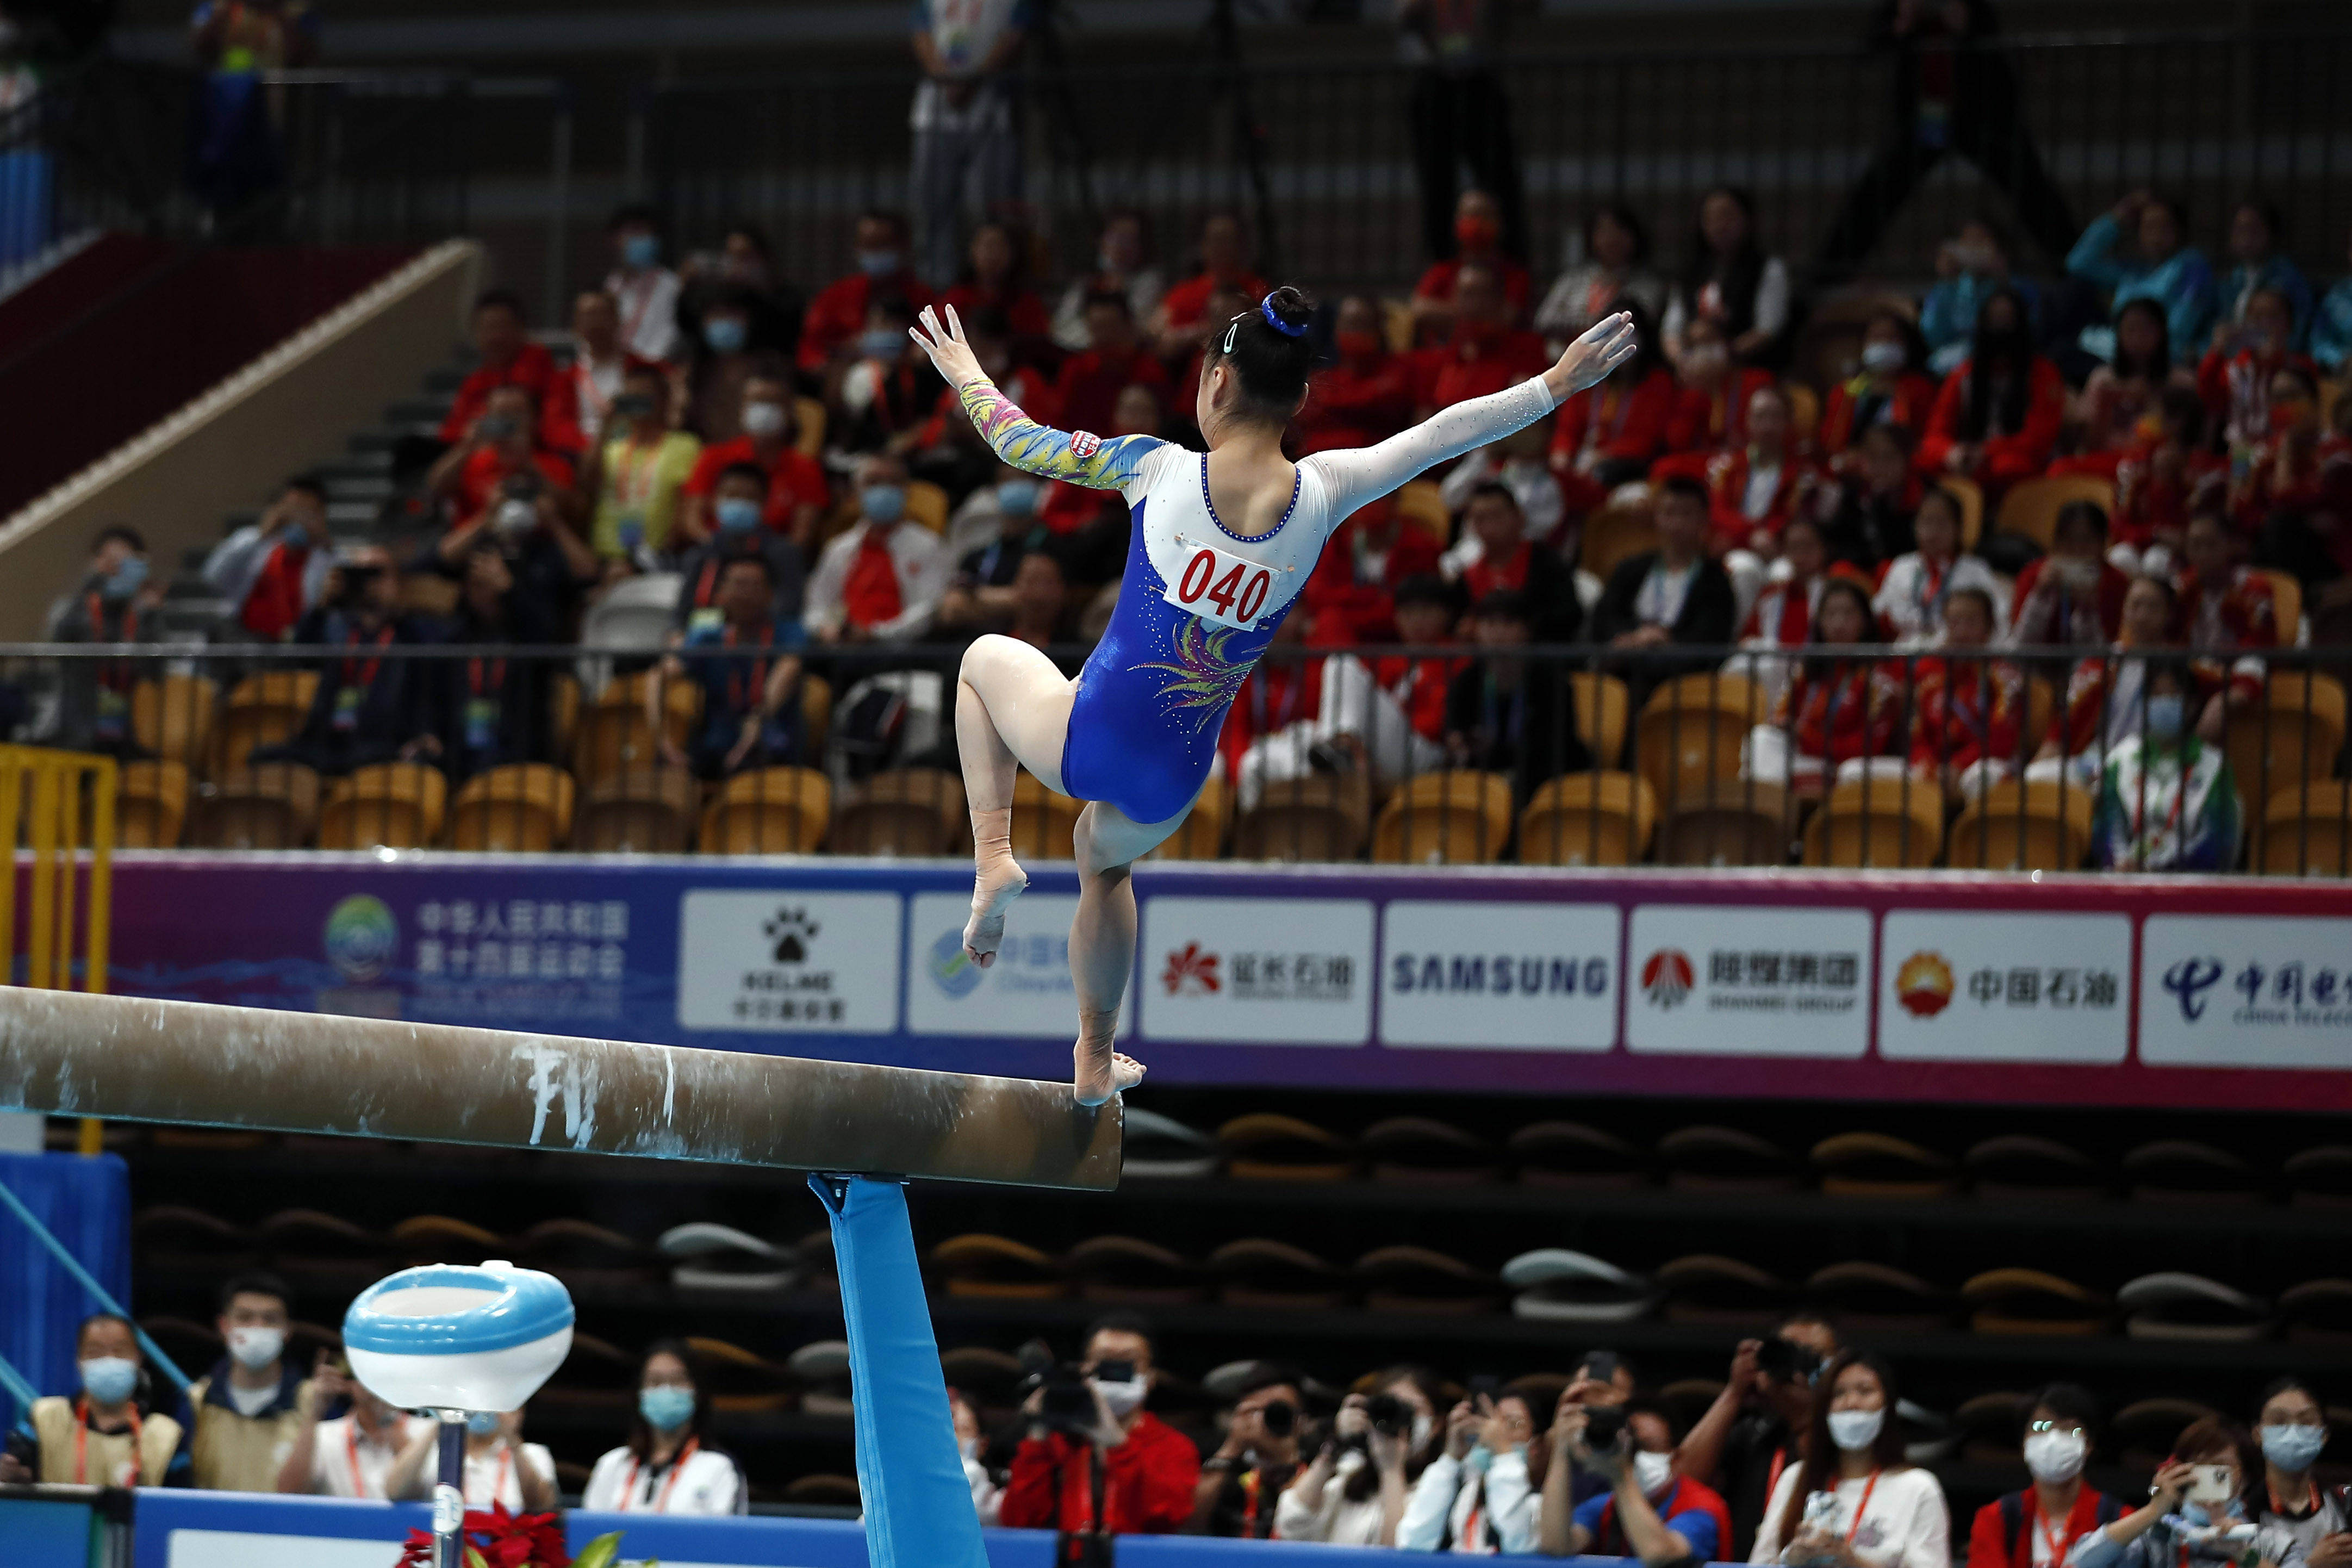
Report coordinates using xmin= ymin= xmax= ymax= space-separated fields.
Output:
xmin=956 ymin=634 xmax=1077 ymax=967
xmin=1068 ymin=798 xmax=1188 ymax=1106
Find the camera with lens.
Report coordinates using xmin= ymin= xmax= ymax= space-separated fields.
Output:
xmin=332 ymin=552 xmax=383 ymax=608
xmin=1582 ymin=1401 xmax=1628 ymax=1449
xmin=1754 ymin=1336 xmax=1823 ymax=1386
xmin=1018 ymin=1340 xmax=1121 ymax=1436
xmin=1336 ymin=1391 xmax=1409 ymax=1456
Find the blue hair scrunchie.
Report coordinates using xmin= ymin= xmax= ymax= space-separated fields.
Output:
xmin=1259 ymin=294 xmax=1306 ymax=338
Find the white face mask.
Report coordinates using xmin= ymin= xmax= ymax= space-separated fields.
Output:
xmin=959 ymin=1435 xmax=983 ymax=1463
xmin=1091 ymin=1376 xmax=1148 ymax=1420
xmin=1859 ymin=340 xmax=1907 ymax=373
xmin=1413 ymin=1413 xmax=1435 ymax=1451
xmin=227 ymin=1326 xmax=284 ymax=1370
xmin=1827 ymin=1408 xmax=1884 ymax=1452
xmin=1634 ymin=1449 xmax=1677 ymax=1495
xmin=742 ymin=400 xmax=788 ymax=438
xmin=2024 ymin=1429 xmax=2088 ymax=1483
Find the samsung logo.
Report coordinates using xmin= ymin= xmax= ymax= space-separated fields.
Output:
xmin=1389 ymin=954 xmax=1611 ymax=996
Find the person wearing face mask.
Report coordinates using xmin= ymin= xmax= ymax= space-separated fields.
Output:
xmin=581 ymin=1342 xmax=746 ymax=1515
xmin=172 ymin=1272 xmax=311 ymax=1492
xmin=1546 ymin=1399 xmax=1734 ymax=1564
xmin=2010 ymin=501 xmax=2130 ymax=650
xmin=1821 ymin=311 xmax=1938 ymax=470
xmin=2070 ymin=191 xmax=2219 ymax=372
xmin=2250 ymin=1380 xmax=2349 ymax=1568
xmin=803 ymin=454 xmax=950 ymax=645
xmin=1548 ymin=298 xmax=1676 ymax=490
xmin=1917 ymin=286 xmax=2065 ymax=494
xmin=437 ymin=289 xmax=584 ymax=458
xmin=1679 ymin=1315 xmax=1843 ymax=1562
xmin=1298 ymin=295 xmax=1416 ymax=455
xmin=1749 ymin=1349 xmax=1947 ymax=1568
xmin=680 ymin=365 xmax=832 ymax=553
xmin=1414 ymin=263 xmax=1551 ymax=416
xmin=1191 ymin=1367 xmax=1308 ymax=1538
xmin=587 ymin=364 xmax=702 ymax=577
xmin=2199 ymin=288 xmax=2317 ymax=461
xmin=681 ymin=286 xmax=768 ymax=445
xmin=605 ymin=205 xmax=684 ymax=364
xmin=1053 ymin=211 xmax=1166 ymax=353
xmin=1536 ymin=204 xmax=1671 ymax=351
xmin=49 ymin=522 xmax=164 ymax=756
xmin=800 ymin=210 xmax=936 ymax=377
xmin=1660 ymin=315 xmax=1780 ymax=467
xmin=1149 ymin=212 xmax=1268 ymax=362
xmin=2235 ymin=366 xmax=2335 ymax=542
xmin=277 ymin=1348 xmax=423 ymax=1499
xmin=2 ymin=1312 xmax=181 ymax=1488
xmin=1874 ymin=486 xmax=2006 ymax=649
xmin=835 ymin=294 xmax=948 ymax=455
xmin=1281 ymin=1367 xmax=1445 ymax=1547
xmin=1965 ymin=1385 xmax=2122 ymax=1568
xmin=676 ymin=225 xmax=802 ymax=373
xmin=206 ymin=476 xmax=335 ymax=640
xmin=1053 ymin=290 xmax=1169 ymax=439
xmin=937 ymin=466 xmax=1061 ymax=634
xmin=999 ymin=1315 xmax=1199 ymax=1535
xmin=1412 ymin=189 xmax=1532 ymax=343
xmin=1399 ymin=1389 xmax=1544 ymax=1553
xmin=1920 ymin=220 xmax=2036 ymax=378
xmin=387 ymin=1405 xmax=557 ymax=1513
xmin=2073 ymin=1418 xmax=2266 ymax=1568
xmin=2092 ymin=655 xmax=2244 ymax=870
xmin=671 ymin=463 xmax=809 ymax=637
xmin=2030 ymin=574 xmax=2218 ymax=789
xmin=951 ymin=1388 xmax=1004 ymax=1524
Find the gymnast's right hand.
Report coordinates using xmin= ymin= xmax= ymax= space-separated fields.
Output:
xmin=910 ymin=304 xmax=985 ymax=389
xmin=1541 ymin=310 xmax=1642 ymax=404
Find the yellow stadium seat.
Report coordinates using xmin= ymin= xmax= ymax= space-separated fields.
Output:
xmin=2263 ymin=782 xmax=2352 ymax=876
xmin=1146 ymin=771 xmax=1232 ymax=860
xmin=2227 ymin=671 xmax=2348 ymax=811
xmin=117 ymin=760 xmax=191 ymax=849
xmin=1994 ymin=475 xmax=2114 ymax=552
xmin=1393 ymin=481 xmax=1451 ymax=547
xmin=700 ymin=766 xmax=831 ymax=854
xmin=1231 ymin=774 xmax=1371 ymax=862
xmin=2257 ymin=570 xmax=2303 ymax=645
xmin=1948 ymin=779 xmax=2093 ymax=872
xmin=133 ymin=675 xmax=216 ymax=766
xmin=1803 ymin=776 xmax=1946 ymax=868
xmin=1656 ymin=778 xmax=1794 ymax=867
xmin=191 ymin=763 xmax=321 ymax=849
xmin=1933 ymin=474 xmax=1984 ymax=552
xmin=1517 ymin=772 xmax=1656 ymax=867
xmin=318 ymin=763 xmax=446 ymax=850
xmin=210 ymin=671 xmax=318 ymax=777
xmin=547 ymin=673 xmax=581 ymax=764
xmin=794 ymin=396 xmax=826 ymax=458
xmin=576 ymin=673 xmax=700 ymax=787
xmin=1009 ymin=770 xmax=1080 ymax=861
xmin=447 ymin=763 xmax=576 ymax=851
xmin=1635 ymin=671 xmax=1765 ymax=808
xmin=904 ymin=480 xmax=950 ymax=535
xmin=1569 ymin=670 xmax=1629 ymax=769
xmin=800 ymin=673 xmax=833 ymax=760
xmin=1374 ymin=770 xmax=1514 ymax=864
xmin=574 ymin=767 xmax=695 ymax=853
xmin=1578 ymin=497 xmax=1657 ymax=582
xmin=832 ymin=768 xmax=967 ymax=857
xmin=1381 ymin=298 xmax=1415 ymax=355
xmin=1784 ymin=382 xmax=1820 ymax=444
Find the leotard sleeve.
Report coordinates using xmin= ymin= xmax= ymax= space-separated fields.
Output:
xmin=958 ymin=378 xmax=1166 ymax=497
xmin=1301 ymin=374 xmax=1559 ymax=525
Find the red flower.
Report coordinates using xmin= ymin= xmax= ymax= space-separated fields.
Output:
xmin=396 ymin=1502 xmax=571 ymax=1568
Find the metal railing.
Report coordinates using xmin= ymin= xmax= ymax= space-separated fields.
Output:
xmin=1 ymin=639 xmax=2339 ymax=875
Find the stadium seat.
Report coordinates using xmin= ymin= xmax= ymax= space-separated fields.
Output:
xmin=2228 ymin=671 xmax=2347 ymax=800
xmin=1380 ymin=298 xmax=1415 ymax=354
xmin=1578 ymin=496 xmax=1657 ymax=582
xmin=800 ymin=672 xmax=833 ymax=759
xmin=1517 ymin=771 xmax=1656 ymax=866
xmin=1783 ymin=382 xmax=1820 ymax=443
xmin=447 ymin=763 xmax=576 ymax=851
xmin=1146 ymin=771 xmax=1231 ymax=860
xmin=1634 ymin=671 xmax=1764 ymax=808
xmin=2259 ymin=570 xmax=2304 ymax=645
xmin=1009 ymin=770 xmax=1080 ymax=860
xmin=903 ymin=480 xmax=950 ymax=534
xmin=831 ymin=768 xmax=966 ymax=857
xmin=794 ymin=396 xmax=827 ymax=457
xmin=1568 ymin=670 xmax=1630 ymax=767
xmin=1393 ymin=481 xmax=1451 ymax=546
xmin=210 ymin=671 xmax=319 ymax=776
xmin=700 ymin=766 xmax=832 ymax=853
xmin=1373 ymin=770 xmax=1513 ymax=863
xmin=1994 ymin=475 xmax=2114 ymax=551
xmin=132 ymin=675 xmax=216 ymax=765
xmin=1803 ymin=775 xmax=1946 ymax=868
xmin=547 ymin=673 xmax=581 ymax=762
xmin=189 ymin=763 xmax=321 ymax=848
xmin=1938 ymin=475 xmax=1984 ymax=552
xmin=1655 ymin=777 xmax=1792 ymax=866
xmin=116 ymin=760 xmax=191 ymax=848
xmin=2262 ymin=782 xmax=2352 ymax=876
xmin=398 ymin=573 xmax=459 ymax=619
xmin=1231 ymin=774 xmax=1370 ymax=862
xmin=576 ymin=673 xmax=700 ymax=786
xmin=1949 ymin=779 xmax=2093 ymax=872
xmin=574 ymin=767 xmax=695 ymax=853
xmin=580 ymin=574 xmax=685 ymax=655
xmin=318 ymin=763 xmax=447 ymax=850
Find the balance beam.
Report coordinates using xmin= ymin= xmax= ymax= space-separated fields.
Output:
xmin=0 ymin=990 xmax=1121 ymax=1190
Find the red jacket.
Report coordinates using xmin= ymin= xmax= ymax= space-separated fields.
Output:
xmin=1552 ymin=369 xmax=1678 ymax=475
xmin=1775 ymin=659 xmax=1904 ymax=766
xmin=797 ymin=269 xmax=937 ymax=374
xmin=1908 ymin=655 xmax=2023 ymax=771
xmin=1704 ymin=444 xmax=1816 ymax=550
xmin=1218 ymin=660 xmax=1323 ymax=782
xmin=2112 ymin=439 xmax=2226 ymax=547
xmin=1916 ymin=357 xmax=2066 ymax=487
xmin=438 ymin=342 xmax=583 ymax=455
xmin=1968 ymin=1488 xmax=2118 ymax=1568
xmin=683 ymin=438 xmax=831 ymax=531
xmin=999 ymin=1414 xmax=1199 ymax=1535
xmin=939 ymin=282 xmax=1051 ymax=341
xmin=2197 ymin=344 xmax=2317 ymax=450
xmin=2011 ymin=557 xmax=2130 ymax=647
xmin=1160 ymin=270 xmax=1269 ymax=332
xmin=1590 ymin=1476 xmax=1735 ymax=1563
xmin=1663 ymin=368 xmax=1777 ymax=457
xmin=239 ymin=539 xmax=316 ymax=640
xmin=1413 ymin=256 xmax=1532 ymax=315
xmin=1371 ymin=652 xmax=1460 ymax=743
xmin=1296 ymin=356 xmax=1416 ymax=454
xmin=1414 ymin=327 xmax=1550 ymax=412
xmin=1819 ymin=371 xmax=1938 ymax=457
xmin=1054 ymin=347 xmax=1169 ymax=438
xmin=1301 ymin=511 xmax=1444 ymax=644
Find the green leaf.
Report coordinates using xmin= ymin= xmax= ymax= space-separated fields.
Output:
xmin=571 ymin=1534 xmax=626 ymax=1568
xmin=464 ymin=1550 xmax=490 ymax=1568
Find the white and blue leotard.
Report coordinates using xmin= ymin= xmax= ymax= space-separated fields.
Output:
xmin=960 ymin=373 xmax=1561 ymax=824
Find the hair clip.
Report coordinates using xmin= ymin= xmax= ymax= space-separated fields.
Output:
xmin=1259 ymin=295 xmax=1306 ymax=338
xmin=1222 ymin=319 xmax=1241 ymax=355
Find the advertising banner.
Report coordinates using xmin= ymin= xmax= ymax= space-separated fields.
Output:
xmin=96 ymin=853 xmax=2352 ymax=1111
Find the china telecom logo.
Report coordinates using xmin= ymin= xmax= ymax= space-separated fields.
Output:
xmin=1895 ymin=951 xmax=1955 ymax=1018
xmin=1640 ymin=949 xmax=1694 ymax=1009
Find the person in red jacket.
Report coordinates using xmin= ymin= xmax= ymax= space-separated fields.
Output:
xmin=2111 ymin=386 xmax=2225 ymax=573
xmin=1965 ymin=1385 xmax=2121 ymax=1568
xmin=1818 ymin=308 xmax=1938 ymax=469
xmin=1704 ymin=383 xmax=1817 ymax=559
xmin=2012 ymin=500 xmax=2132 ymax=648
xmin=1413 ymin=263 xmax=1549 ymax=415
xmin=797 ymin=210 xmax=936 ymax=376
xmin=1907 ymin=586 xmax=2023 ymax=798
xmin=1000 ymin=1315 xmax=1199 ymax=1537
xmin=679 ymin=365 xmax=833 ymax=552
xmin=1410 ymin=188 xmax=1531 ymax=343
xmin=439 ymin=289 xmax=582 ymax=456
xmin=2198 ymin=285 xmax=2314 ymax=458
xmin=1657 ymin=314 xmax=1776 ymax=478
xmin=2176 ymin=508 xmax=2278 ymax=702
xmin=1054 ymin=290 xmax=1170 ymax=439
xmin=1150 ymin=211 xmax=1267 ymax=360
xmin=1745 ymin=577 xmax=1905 ymax=788
xmin=1300 ymin=493 xmax=1445 ymax=644
xmin=939 ymin=220 xmax=1053 ymax=343
xmin=1296 ymin=295 xmax=1415 ymax=455
xmin=1917 ymin=286 xmax=2065 ymax=491
xmin=1550 ymin=300 xmax=1676 ymax=488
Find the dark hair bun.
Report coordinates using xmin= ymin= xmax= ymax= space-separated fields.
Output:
xmin=1262 ymin=286 xmax=1312 ymax=336
xmin=1211 ymin=283 xmax=1317 ymax=425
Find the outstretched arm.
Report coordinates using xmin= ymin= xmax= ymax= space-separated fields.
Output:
xmin=911 ymin=304 xmax=1161 ymax=492
xmin=1308 ymin=313 xmax=1640 ymax=522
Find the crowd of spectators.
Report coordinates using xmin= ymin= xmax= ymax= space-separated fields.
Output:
xmin=8 ymin=1285 xmax=2345 ymax=1568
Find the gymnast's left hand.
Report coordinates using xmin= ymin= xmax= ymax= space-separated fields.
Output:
xmin=1541 ymin=311 xmax=1642 ymax=404
xmin=909 ymin=304 xmax=986 ymax=389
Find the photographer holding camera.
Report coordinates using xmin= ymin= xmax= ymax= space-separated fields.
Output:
xmin=2072 ymin=1418 xmax=2275 ymax=1568
xmin=998 ymin=1314 xmax=1199 ymax=1539
xmin=1679 ymin=1312 xmax=1844 ymax=1560
xmin=1278 ymin=1385 xmax=1424 ymax=1546
xmin=1399 ymin=1386 xmax=1542 ymax=1553
xmin=1190 ymin=1366 xmax=1305 ymax=1538
xmin=1542 ymin=1395 xmax=1733 ymax=1565
xmin=430 ymin=401 xmax=600 ymax=640
xmin=249 ymin=545 xmax=442 ymax=777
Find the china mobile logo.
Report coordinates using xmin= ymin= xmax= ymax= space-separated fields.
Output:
xmin=1162 ymin=942 xmax=1220 ymax=997
xmin=2162 ymin=957 xmax=2224 ymax=1021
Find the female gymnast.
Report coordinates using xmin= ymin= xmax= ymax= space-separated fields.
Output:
xmin=909 ymin=289 xmax=1639 ymax=1105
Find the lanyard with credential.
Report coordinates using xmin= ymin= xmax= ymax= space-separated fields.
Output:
xmin=73 ymin=1398 xmax=140 ymax=1486
xmin=1843 ymin=1470 xmax=1882 ymax=1546
xmin=619 ymin=1437 xmax=699 ymax=1513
